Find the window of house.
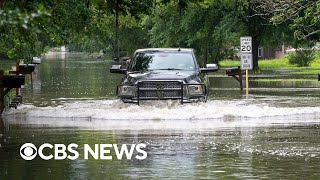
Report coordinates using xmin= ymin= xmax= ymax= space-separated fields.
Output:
xmin=258 ymin=48 xmax=263 ymax=58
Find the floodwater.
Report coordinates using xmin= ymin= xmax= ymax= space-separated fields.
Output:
xmin=1 ymin=52 xmax=320 ymax=179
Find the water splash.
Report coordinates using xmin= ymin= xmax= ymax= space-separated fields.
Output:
xmin=3 ymin=99 xmax=320 ymax=121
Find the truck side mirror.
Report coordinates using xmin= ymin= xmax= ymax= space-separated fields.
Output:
xmin=110 ymin=65 xmax=126 ymax=74
xmin=200 ymin=64 xmax=218 ymax=73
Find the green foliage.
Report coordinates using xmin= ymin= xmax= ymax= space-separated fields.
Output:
xmin=67 ymin=6 xmax=112 ymax=53
xmin=104 ymin=0 xmax=154 ymax=16
xmin=67 ymin=6 xmax=149 ymax=56
xmin=34 ymin=0 xmax=91 ymax=47
xmin=288 ymin=49 xmax=316 ymax=67
xmin=118 ymin=15 xmax=150 ymax=55
xmin=256 ymin=0 xmax=320 ymax=41
xmin=0 ymin=8 xmax=50 ymax=62
xmin=1 ymin=0 xmax=320 ymax=66
xmin=145 ymin=0 xmax=240 ymax=65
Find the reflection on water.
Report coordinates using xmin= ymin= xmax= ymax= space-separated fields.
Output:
xmin=21 ymin=52 xmax=123 ymax=106
xmin=208 ymin=75 xmax=320 ymax=100
xmin=1 ymin=52 xmax=320 ymax=179
xmin=1 ymin=120 xmax=320 ymax=179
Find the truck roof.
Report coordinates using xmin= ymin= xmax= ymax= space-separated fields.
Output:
xmin=134 ymin=48 xmax=194 ymax=53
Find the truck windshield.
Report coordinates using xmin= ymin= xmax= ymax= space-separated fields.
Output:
xmin=129 ymin=52 xmax=196 ymax=72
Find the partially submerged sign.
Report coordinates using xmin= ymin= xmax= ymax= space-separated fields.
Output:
xmin=240 ymin=36 xmax=253 ymax=70
xmin=240 ymin=36 xmax=252 ymax=95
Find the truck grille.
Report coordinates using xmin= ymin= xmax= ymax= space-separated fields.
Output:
xmin=138 ymin=81 xmax=183 ymax=99
xmin=139 ymin=81 xmax=182 ymax=89
xmin=139 ymin=90 xmax=181 ymax=98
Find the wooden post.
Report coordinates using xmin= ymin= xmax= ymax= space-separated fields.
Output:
xmin=0 ymin=116 xmax=4 ymax=131
xmin=15 ymin=61 xmax=20 ymax=96
xmin=238 ymin=66 xmax=243 ymax=93
xmin=0 ymin=70 xmax=4 ymax=114
xmin=246 ymin=69 xmax=249 ymax=96
xmin=226 ymin=67 xmax=243 ymax=93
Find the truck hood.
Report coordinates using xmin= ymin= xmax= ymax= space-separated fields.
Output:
xmin=126 ymin=70 xmax=200 ymax=84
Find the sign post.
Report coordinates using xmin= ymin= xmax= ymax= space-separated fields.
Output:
xmin=240 ymin=37 xmax=253 ymax=96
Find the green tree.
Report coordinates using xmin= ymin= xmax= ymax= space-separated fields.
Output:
xmin=249 ymin=0 xmax=320 ymax=68
xmin=0 ymin=6 xmax=49 ymax=62
xmin=67 ymin=5 xmax=150 ymax=56
xmin=145 ymin=0 xmax=241 ymax=66
xmin=91 ymin=0 xmax=154 ymax=59
xmin=0 ymin=0 xmax=93 ymax=61
xmin=234 ymin=0 xmax=272 ymax=69
xmin=47 ymin=0 xmax=91 ymax=46
xmin=252 ymin=0 xmax=320 ymax=41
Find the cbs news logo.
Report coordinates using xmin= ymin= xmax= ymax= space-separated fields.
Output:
xmin=20 ymin=143 xmax=147 ymax=161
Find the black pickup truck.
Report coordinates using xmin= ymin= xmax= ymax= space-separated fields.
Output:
xmin=110 ymin=48 xmax=218 ymax=104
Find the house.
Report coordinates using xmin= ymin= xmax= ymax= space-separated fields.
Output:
xmin=258 ymin=44 xmax=288 ymax=59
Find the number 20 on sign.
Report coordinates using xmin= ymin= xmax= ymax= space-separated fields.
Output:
xmin=240 ymin=37 xmax=252 ymax=53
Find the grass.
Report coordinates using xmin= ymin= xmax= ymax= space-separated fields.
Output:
xmin=219 ymin=56 xmax=320 ymax=75
xmin=252 ymin=78 xmax=318 ymax=82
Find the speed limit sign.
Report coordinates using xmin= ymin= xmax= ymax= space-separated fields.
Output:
xmin=240 ymin=37 xmax=252 ymax=53
xmin=240 ymin=36 xmax=252 ymax=95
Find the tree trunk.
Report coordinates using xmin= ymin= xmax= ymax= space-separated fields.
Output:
xmin=251 ymin=35 xmax=259 ymax=69
xmin=247 ymin=3 xmax=261 ymax=70
xmin=114 ymin=0 xmax=119 ymax=60
xmin=204 ymin=45 xmax=208 ymax=66
xmin=86 ymin=0 xmax=90 ymax=8
xmin=0 ymin=70 xmax=4 ymax=114
xmin=0 ymin=0 xmax=4 ymax=9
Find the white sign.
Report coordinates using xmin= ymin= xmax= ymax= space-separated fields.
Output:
xmin=241 ymin=54 xmax=253 ymax=70
xmin=240 ymin=37 xmax=252 ymax=53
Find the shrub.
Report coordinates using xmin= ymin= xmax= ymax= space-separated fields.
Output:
xmin=288 ymin=49 xmax=316 ymax=67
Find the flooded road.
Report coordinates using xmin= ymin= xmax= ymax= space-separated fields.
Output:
xmin=1 ymin=125 xmax=320 ymax=179
xmin=1 ymin=52 xmax=320 ymax=179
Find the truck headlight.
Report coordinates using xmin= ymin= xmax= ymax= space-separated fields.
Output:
xmin=188 ymin=85 xmax=204 ymax=96
xmin=117 ymin=85 xmax=136 ymax=96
